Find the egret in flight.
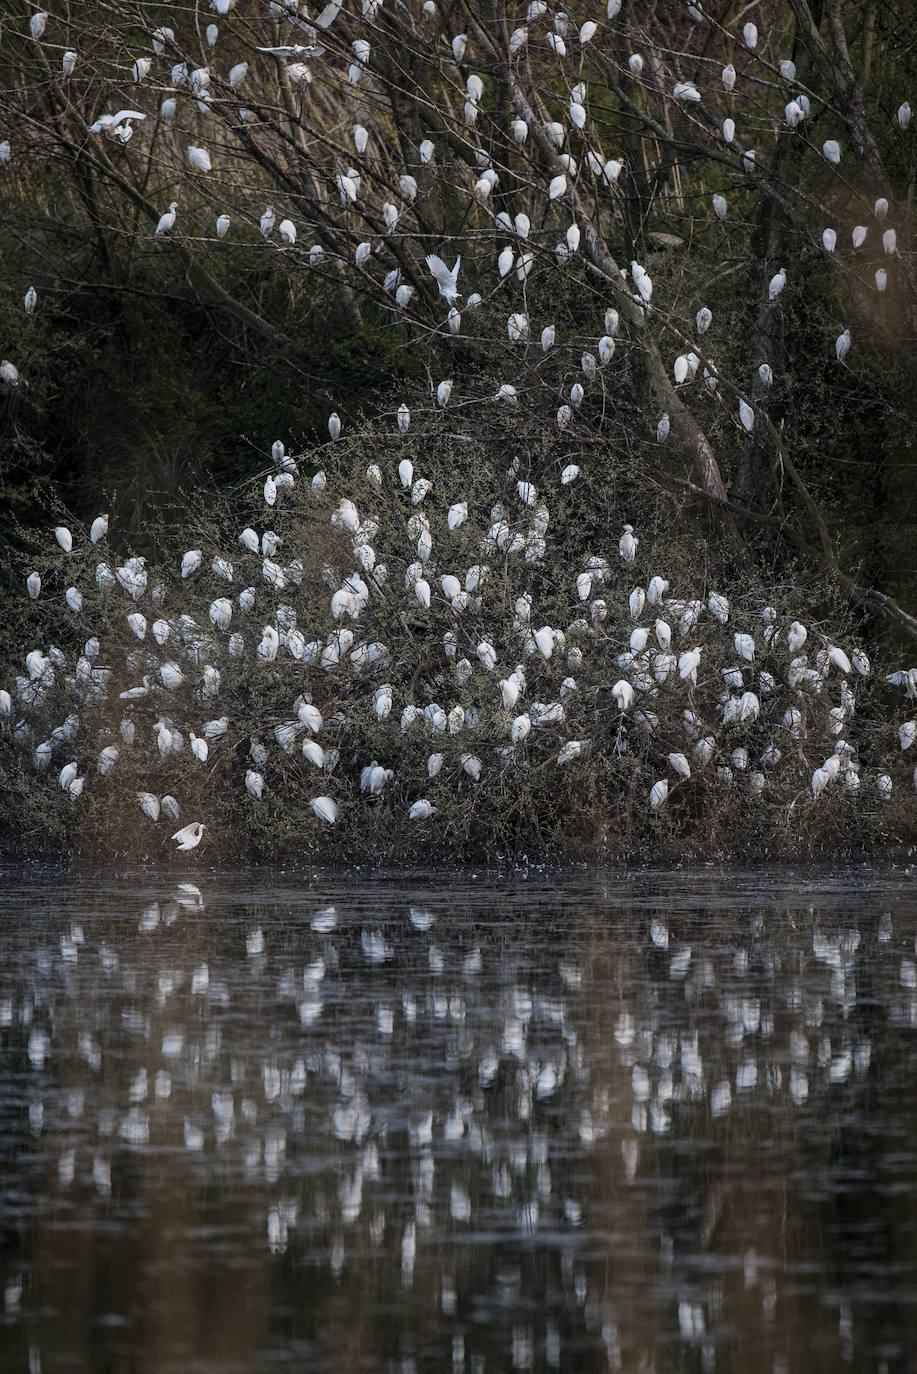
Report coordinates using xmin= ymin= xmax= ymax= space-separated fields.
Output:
xmin=425 ymin=254 xmax=461 ymax=304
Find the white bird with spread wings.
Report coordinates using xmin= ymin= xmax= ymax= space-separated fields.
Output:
xmin=257 ymin=44 xmax=326 ymax=58
xmin=425 ymin=254 xmax=462 ymax=304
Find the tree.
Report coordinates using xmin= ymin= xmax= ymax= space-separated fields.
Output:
xmin=1 ymin=1 xmax=916 ymax=860
xmin=1 ymin=0 xmax=915 ymax=626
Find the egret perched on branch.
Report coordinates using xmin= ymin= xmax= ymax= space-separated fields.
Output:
xmin=155 ymin=202 xmax=178 ymax=235
xmin=188 ymin=146 xmax=212 ymax=173
xmin=768 ymin=267 xmax=786 ymax=300
xmin=631 ymin=261 xmax=652 ymax=302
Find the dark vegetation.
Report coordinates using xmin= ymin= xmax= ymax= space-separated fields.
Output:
xmin=0 ymin=0 xmax=915 ymax=862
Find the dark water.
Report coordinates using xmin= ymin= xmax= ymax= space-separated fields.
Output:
xmin=1 ymin=871 xmax=916 ymax=1373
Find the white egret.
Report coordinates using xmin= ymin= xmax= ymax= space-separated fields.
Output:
xmin=735 ymin=632 xmax=755 ymax=662
xmin=788 ymin=621 xmax=807 ymax=652
xmin=188 ymin=146 xmax=212 ymax=173
xmin=679 ymin=648 xmax=702 ymax=683
xmin=619 ymin=524 xmax=638 ymax=563
xmin=155 ymin=202 xmax=178 ymax=236
xmin=631 ymin=261 xmax=652 ymax=302
xmin=508 ymin=312 xmax=529 ymax=342
xmin=835 ymin=329 xmax=851 ymax=362
xmin=827 ymin=645 xmax=852 ymax=674
xmin=768 ymin=268 xmax=786 ymax=300
xmin=708 ymin=591 xmax=729 ymax=623
xmin=477 ymin=639 xmax=498 ymax=671
xmin=160 ymin=662 xmax=183 ymax=689
xmin=172 ymin=822 xmax=205 ymax=850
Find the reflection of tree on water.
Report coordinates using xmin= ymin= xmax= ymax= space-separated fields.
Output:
xmin=633 ymin=898 xmax=917 ymax=1373
xmin=0 ymin=878 xmax=916 ymax=1371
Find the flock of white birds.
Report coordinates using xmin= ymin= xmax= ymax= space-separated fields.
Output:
xmin=2 ymin=0 xmax=911 ymax=419
xmin=4 ymin=421 xmax=916 ymax=856
xmin=2 ymin=1 xmax=915 ymax=855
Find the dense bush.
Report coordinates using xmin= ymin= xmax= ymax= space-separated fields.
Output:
xmin=2 ymin=392 xmax=915 ymax=862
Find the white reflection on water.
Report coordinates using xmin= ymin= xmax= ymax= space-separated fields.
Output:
xmin=0 ymin=871 xmax=916 ymax=1372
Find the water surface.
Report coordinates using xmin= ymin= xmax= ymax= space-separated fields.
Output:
xmin=1 ymin=870 xmax=916 ymax=1372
